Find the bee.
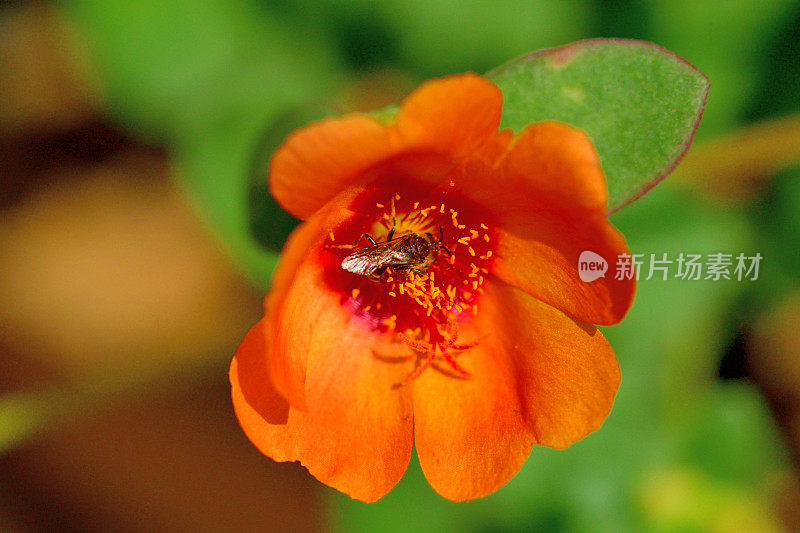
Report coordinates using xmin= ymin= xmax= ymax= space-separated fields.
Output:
xmin=341 ymin=225 xmax=451 ymax=281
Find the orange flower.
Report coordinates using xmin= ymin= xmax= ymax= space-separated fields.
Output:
xmin=230 ymin=73 xmax=635 ymax=502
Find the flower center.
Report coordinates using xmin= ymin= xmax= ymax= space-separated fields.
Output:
xmin=320 ymin=187 xmax=496 ymax=383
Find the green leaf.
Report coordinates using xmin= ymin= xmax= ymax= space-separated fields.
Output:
xmin=488 ymin=39 xmax=709 ymax=212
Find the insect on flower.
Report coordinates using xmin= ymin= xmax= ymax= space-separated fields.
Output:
xmin=230 ymin=73 xmax=637 ymax=503
xmin=340 ymin=224 xmax=452 ymax=281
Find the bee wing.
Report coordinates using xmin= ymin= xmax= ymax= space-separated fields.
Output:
xmin=341 ymin=239 xmax=405 ymax=276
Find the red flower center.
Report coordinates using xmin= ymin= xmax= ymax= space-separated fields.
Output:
xmin=320 ymin=180 xmax=496 ymax=383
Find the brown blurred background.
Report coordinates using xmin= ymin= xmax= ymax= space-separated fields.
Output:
xmin=0 ymin=5 xmax=323 ymax=531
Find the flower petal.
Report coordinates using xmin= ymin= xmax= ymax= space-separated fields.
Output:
xmin=459 ymin=120 xmax=634 ymax=324
xmin=396 ymin=73 xmax=504 ymax=158
xmin=267 ymin=193 xmax=358 ymax=409
xmin=269 ymin=114 xmax=398 ymax=220
xmin=270 ymin=74 xmax=505 ymax=220
xmin=412 ymin=279 xmax=620 ymax=501
xmin=230 ymin=312 xmax=414 ymax=502
xmin=497 ymin=120 xmax=609 ymax=213
xmin=492 ymin=209 xmax=635 ymax=325
xmin=411 ymin=323 xmax=535 ymax=502
xmin=482 ymin=279 xmax=620 ymax=449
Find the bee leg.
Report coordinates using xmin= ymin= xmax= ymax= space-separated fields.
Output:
xmin=438 ymin=224 xmax=444 ymax=242
xmin=354 ymin=233 xmax=377 ymax=247
xmin=410 ymin=268 xmax=427 ymax=276
xmin=439 ymin=245 xmax=453 ymax=257
xmin=386 ymin=227 xmax=395 ymax=241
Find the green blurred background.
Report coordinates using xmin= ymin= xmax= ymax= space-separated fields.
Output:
xmin=1 ymin=0 xmax=800 ymax=531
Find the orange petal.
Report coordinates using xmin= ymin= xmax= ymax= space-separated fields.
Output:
xmin=459 ymin=120 xmax=634 ymax=324
xmin=411 ymin=324 xmax=535 ymax=501
xmin=483 ymin=279 xmax=620 ymax=449
xmin=269 ymin=114 xmax=398 ymax=220
xmin=231 ymin=318 xmax=290 ymax=424
xmin=497 ymin=120 xmax=609 ymax=213
xmin=266 ymin=192 xmax=359 ymax=409
xmin=412 ymin=279 xmax=620 ymax=501
xmin=492 ymin=209 xmax=635 ymax=325
xmin=396 ymin=73 xmax=504 ymax=158
xmin=230 ymin=311 xmax=414 ymax=502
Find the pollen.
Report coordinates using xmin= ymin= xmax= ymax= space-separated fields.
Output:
xmin=334 ymin=190 xmax=496 ymax=383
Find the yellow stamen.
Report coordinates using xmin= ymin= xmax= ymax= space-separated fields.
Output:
xmin=351 ymin=289 xmax=360 ymax=298
xmin=468 ymin=246 xmax=476 ymax=256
